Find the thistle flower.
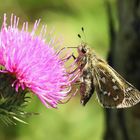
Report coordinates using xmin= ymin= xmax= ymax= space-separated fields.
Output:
xmin=0 ymin=14 xmax=79 ymax=108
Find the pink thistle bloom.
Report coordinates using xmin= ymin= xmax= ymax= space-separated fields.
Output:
xmin=0 ymin=14 xmax=79 ymax=108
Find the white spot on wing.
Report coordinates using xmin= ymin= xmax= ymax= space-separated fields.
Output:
xmin=126 ymin=87 xmax=132 ymax=92
xmin=101 ymin=77 xmax=106 ymax=83
xmin=103 ymin=91 xmax=111 ymax=96
xmin=108 ymin=92 xmax=111 ymax=96
xmin=112 ymin=79 xmax=116 ymax=83
xmin=113 ymin=85 xmax=119 ymax=90
xmin=103 ymin=91 xmax=108 ymax=95
xmin=113 ymin=95 xmax=119 ymax=101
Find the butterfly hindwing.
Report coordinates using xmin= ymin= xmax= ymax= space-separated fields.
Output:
xmin=80 ymin=65 xmax=95 ymax=106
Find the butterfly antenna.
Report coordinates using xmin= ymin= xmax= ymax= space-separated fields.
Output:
xmin=77 ymin=27 xmax=86 ymax=43
xmin=81 ymin=27 xmax=87 ymax=42
xmin=78 ymin=33 xmax=81 ymax=39
xmin=78 ymin=32 xmax=84 ymax=43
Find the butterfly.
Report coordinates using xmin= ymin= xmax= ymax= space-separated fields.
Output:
xmin=72 ymin=28 xmax=140 ymax=108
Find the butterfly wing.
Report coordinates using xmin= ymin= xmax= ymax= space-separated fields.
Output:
xmin=80 ymin=66 xmax=95 ymax=106
xmin=94 ymin=61 xmax=140 ymax=108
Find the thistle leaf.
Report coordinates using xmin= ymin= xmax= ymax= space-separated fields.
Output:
xmin=0 ymin=73 xmax=30 ymax=125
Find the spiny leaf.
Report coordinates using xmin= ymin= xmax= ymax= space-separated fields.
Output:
xmin=0 ymin=73 xmax=31 ymax=125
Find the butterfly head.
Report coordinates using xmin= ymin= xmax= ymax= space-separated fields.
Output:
xmin=77 ymin=42 xmax=89 ymax=55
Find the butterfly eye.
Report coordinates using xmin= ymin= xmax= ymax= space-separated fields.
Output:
xmin=81 ymin=48 xmax=87 ymax=53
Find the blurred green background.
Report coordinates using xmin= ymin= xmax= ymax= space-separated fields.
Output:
xmin=0 ymin=0 xmax=116 ymax=140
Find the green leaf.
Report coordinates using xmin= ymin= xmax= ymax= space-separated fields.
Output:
xmin=0 ymin=73 xmax=31 ymax=125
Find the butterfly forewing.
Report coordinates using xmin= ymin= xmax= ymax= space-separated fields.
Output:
xmin=108 ymin=64 xmax=140 ymax=108
xmin=94 ymin=60 xmax=140 ymax=108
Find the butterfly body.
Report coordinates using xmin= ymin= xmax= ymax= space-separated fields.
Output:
xmin=76 ymin=43 xmax=140 ymax=108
